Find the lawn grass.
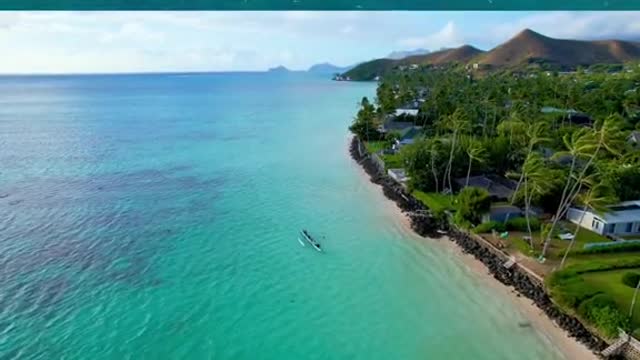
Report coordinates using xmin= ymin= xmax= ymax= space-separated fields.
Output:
xmin=561 ymin=221 xmax=610 ymax=244
xmin=381 ymin=153 xmax=404 ymax=169
xmin=564 ymin=252 xmax=640 ymax=268
xmin=364 ymin=141 xmax=386 ymax=154
xmin=542 ymin=221 xmax=612 ymax=260
xmin=581 ymin=269 xmax=640 ymax=332
xmin=505 ymin=231 xmax=542 ymax=257
xmin=412 ymin=190 xmax=455 ymax=213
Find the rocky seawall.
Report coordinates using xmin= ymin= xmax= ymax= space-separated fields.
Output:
xmin=349 ymin=136 xmax=609 ymax=356
xmin=349 ymin=137 xmax=445 ymax=237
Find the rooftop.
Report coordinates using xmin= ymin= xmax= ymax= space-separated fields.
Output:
xmin=381 ymin=119 xmax=414 ymax=132
xmin=454 ymin=175 xmax=517 ymax=200
xmin=583 ymin=200 xmax=640 ymax=224
xmin=489 ymin=204 xmax=523 ymax=216
xmin=394 ymin=108 xmax=419 ymax=117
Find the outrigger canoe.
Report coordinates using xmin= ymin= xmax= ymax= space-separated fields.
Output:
xmin=300 ymin=229 xmax=322 ymax=252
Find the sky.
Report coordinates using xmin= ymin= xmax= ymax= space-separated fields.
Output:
xmin=0 ymin=11 xmax=639 ymax=74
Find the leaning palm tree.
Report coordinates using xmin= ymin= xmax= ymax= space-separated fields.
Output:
xmin=511 ymin=122 xmax=550 ymax=204
xmin=497 ymin=110 xmax=527 ymax=147
xmin=464 ymin=139 xmax=486 ymax=187
xmin=427 ymin=139 xmax=442 ymax=193
xmin=519 ymin=153 xmax=553 ymax=249
xmin=559 ymin=182 xmax=615 ymax=268
xmin=442 ymin=108 xmax=470 ymax=194
xmin=541 ymin=116 xmax=624 ymax=257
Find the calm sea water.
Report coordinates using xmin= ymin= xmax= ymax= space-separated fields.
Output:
xmin=0 ymin=73 xmax=564 ymax=359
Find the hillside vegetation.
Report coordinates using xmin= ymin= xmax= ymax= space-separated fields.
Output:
xmin=343 ymin=29 xmax=640 ymax=80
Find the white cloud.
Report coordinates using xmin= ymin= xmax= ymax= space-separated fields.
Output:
xmin=398 ymin=21 xmax=464 ymax=50
xmin=1 ymin=12 xmax=640 ymax=74
xmin=340 ymin=25 xmax=355 ymax=34
xmin=99 ymin=22 xmax=165 ymax=44
xmin=488 ymin=12 xmax=640 ymax=45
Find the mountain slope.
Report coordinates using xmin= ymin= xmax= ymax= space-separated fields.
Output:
xmin=342 ymin=45 xmax=484 ymax=80
xmin=341 ymin=29 xmax=640 ymax=80
xmin=340 ymin=58 xmax=397 ymax=81
xmin=404 ymin=45 xmax=484 ymax=65
xmin=476 ymin=29 xmax=640 ymax=68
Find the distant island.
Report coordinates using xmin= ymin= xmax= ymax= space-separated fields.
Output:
xmin=267 ymin=65 xmax=295 ymax=73
xmin=267 ymin=63 xmax=355 ymax=76
xmin=340 ymin=28 xmax=640 ymax=81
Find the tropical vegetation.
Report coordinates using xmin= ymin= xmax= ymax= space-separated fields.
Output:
xmin=349 ymin=61 xmax=640 ymax=340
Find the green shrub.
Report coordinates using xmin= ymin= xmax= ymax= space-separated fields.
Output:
xmin=622 ymin=272 xmax=640 ymax=288
xmin=454 ymin=187 xmax=491 ymax=225
xmin=474 ymin=221 xmax=506 ymax=233
xmin=505 ymin=217 xmax=541 ymax=232
xmin=577 ymin=294 xmax=630 ymax=338
xmin=561 ymin=257 xmax=640 ymax=275
xmin=547 ymin=274 xmax=601 ymax=308
xmin=573 ymin=242 xmax=640 ymax=255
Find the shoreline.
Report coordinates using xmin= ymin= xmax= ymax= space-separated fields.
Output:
xmin=351 ymin=154 xmax=598 ymax=360
xmin=439 ymin=238 xmax=599 ymax=360
xmin=348 ymin=135 xmax=607 ymax=359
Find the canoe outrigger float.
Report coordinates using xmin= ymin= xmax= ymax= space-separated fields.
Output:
xmin=300 ymin=229 xmax=322 ymax=252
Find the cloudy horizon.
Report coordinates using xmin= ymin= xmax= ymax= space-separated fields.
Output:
xmin=0 ymin=11 xmax=639 ymax=74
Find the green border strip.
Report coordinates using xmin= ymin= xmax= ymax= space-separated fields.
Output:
xmin=1 ymin=0 xmax=638 ymax=10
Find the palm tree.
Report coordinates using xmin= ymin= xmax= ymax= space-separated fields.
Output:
xmin=519 ymin=153 xmax=553 ymax=249
xmin=442 ymin=108 xmax=470 ymax=194
xmin=541 ymin=115 xmax=624 ymax=257
xmin=427 ymin=139 xmax=441 ymax=193
xmin=559 ymin=182 xmax=616 ymax=268
xmin=497 ymin=111 xmax=527 ymax=147
xmin=464 ymin=139 xmax=486 ymax=187
xmin=511 ymin=122 xmax=550 ymax=204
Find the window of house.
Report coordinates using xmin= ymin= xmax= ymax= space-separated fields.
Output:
xmin=626 ymin=222 xmax=633 ymax=233
xmin=607 ymin=223 xmax=615 ymax=234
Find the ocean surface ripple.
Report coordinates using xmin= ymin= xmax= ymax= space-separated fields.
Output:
xmin=0 ymin=73 xmax=564 ymax=360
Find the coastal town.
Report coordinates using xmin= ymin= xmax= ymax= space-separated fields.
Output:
xmin=348 ymin=31 xmax=640 ymax=359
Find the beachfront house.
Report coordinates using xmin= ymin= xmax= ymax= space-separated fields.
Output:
xmin=566 ymin=200 xmax=640 ymax=236
xmin=378 ymin=118 xmax=414 ymax=134
xmin=454 ymin=175 xmax=517 ymax=202
xmin=541 ymin=106 xmax=593 ymax=126
xmin=394 ymin=108 xmax=419 ymax=117
xmin=481 ymin=204 xmax=540 ymax=224
xmin=482 ymin=205 xmax=523 ymax=223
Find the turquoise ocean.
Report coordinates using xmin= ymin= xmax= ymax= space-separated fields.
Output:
xmin=0 ymin=72 xmax=565 ymax=359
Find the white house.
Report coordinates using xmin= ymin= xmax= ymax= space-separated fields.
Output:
xmin=566 ymin=200 xmax=640 ymax=236
xmin=394 ymin=108 xmax=419 ymax=117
